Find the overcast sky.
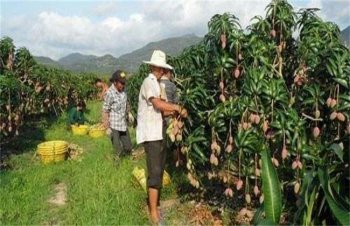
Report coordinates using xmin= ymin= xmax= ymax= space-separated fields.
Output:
xmin=1 ymin=0 xmax=349 ymax=60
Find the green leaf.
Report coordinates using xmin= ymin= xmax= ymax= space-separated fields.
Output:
xmin=260 ymin=147 xmax=282 ymax=224
xmin=252 ymin=205 xmax=265 ymax=224
xmin=318 ymin=168 xmax=350 ymax=225
xmin=256 ymin=218 xmax=276 ymax=226
xmin=328 ymin=143 xmax=344 ymax=161
xmin=333 ymin=78 xmax=348 ymax=88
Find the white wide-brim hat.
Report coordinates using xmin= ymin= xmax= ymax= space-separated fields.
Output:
xmin=143 ymin=50 xmax=173 ymax=70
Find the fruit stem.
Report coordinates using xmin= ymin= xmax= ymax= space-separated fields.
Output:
xmin=301 ymin=113 xmax=323 ymax=121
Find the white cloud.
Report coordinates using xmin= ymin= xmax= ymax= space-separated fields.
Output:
xmin=101 ymin=17 xmax=124 ymax=31
xmin=1 ymin=0 xmax=348 ymax=60
xmin=321 ymin=0 xmax=349 ymax=28
xmin=144 ymin=0 xmax=270 ymax=34
xmin=130 ymin=13 xmax=144 ymax=23
xmin=307 ymin=0 xmax=323 ymax=8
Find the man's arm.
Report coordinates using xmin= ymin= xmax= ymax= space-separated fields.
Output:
xmin=102 ymin=111 xmax=110 ymax=128
xmin=102 ymin=91 xmax=111 ymax=128
xmin=150 ymin=97 xmax=187 ymax=118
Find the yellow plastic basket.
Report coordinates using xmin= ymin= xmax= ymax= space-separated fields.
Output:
xmin=163 ymin=170 xmax=171 ymax=186
xmin=71 ymin=125 xmax=89 ymax=135
xmin=89 ymin=128 xmax=106 ymax=138
xmin=132 ymin=167 xmax=171 ymax=192
xmin=37 ymin=140 xmax=68 ymax=164
xmin=89 ymin=124 xmax=106 ymax=138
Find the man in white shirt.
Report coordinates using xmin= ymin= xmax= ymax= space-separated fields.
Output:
xmin=136 ymin=50 xmax=187 ymax=224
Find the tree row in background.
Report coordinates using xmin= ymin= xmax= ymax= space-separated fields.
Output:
xmin=0 ymin=37 xmax=99 ymax=143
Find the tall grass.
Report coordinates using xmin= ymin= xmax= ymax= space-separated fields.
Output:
xmin=0 ymin=101 xmax=175 ymax=225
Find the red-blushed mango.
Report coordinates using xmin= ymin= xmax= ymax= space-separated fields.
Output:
xmin=326 ymin=97 xmax=332 ymax=107
xmin=337 ymin=112 xmax=345 ymax=122
xmin=234 ymin=67 xmax=240 ymax=79
xmin=245 ymin=193 xmax=251 ymax=204
xmin=294 ymin=182 xmax=301 ymax=194
xmin=255 ymin=168 xmax=261 ymax=176
xmin=253 ymin=185 xmax=260 ymax=196
xmin=330 ymin=111 xmax=338 ymax=120
xmin=219 ymin=81 xmax=224 ymax=90
xmin=315 ymin=110 xmax=320 ymax=119
xmin=236 ymin=179 xmax=243 ymax=190
xmin=259 ymin=194 xmax=264 ymax=204
xmin=220 ymin=34 xmax=227 ymax=49
xmin=225 ymin=144 xmax=233 ymax=153
xmin=229 ymin=135 xmax=234 ymax=144
xmin=297 ymin=160 xmax=303 ymax=169
xmin=313 ymin=127 xmax=320 ymax=138
xmin=270 ymin=29 xmax=276 ymax=38
xmin=282 ymin=146 xmax=288 ymax=160
xmin=330 ymin=99 xmax=337 ymax=108
xmin=219 ymin=94 xmax=226 ymax=102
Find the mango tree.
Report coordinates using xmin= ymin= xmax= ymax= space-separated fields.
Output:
xmin=160 ymin=0 xmax=350 ymax=224
xmin=0 ymin=37 xmax=98 ymax=143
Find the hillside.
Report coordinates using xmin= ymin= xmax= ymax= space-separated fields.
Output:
xmin=341 ymin=25 xmax=350 ymax=47
xmin=34 ymin=56 xmax=62 ymax=68
xmin=34 ymin=28 xmax=348 ymax=74
xmin=118 ymin=34 xmax=202 ymax=72
xmin=57 ymin=53 xmax=124 ymax=75
xmin=34 ymin=34 xmax=202 ymax=75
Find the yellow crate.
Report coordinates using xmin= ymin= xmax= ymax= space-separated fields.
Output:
xmin=71 ymin=125 xmax=89 ymax=135
xmin=89 ymin=128 xmax=105 ymax=138
xmin=132 ymin=167 xmax=171 ymax=192
xmin=39 ymin=153 xmax=67 ymax=164
xmin=163 ymin=170 xmax=171 ymax=186
xmin=37 ymin=140 xmax=68 ymax=164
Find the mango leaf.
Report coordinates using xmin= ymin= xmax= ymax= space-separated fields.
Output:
xmin=260 ymin=147 xmax=282 ymax=224
xmin=333 ymin=78 xmax=349 ymax=89
xmin=256 ymin=218 xmax=276 ymax=226
xmin=318 ymin=167 xmax=350 ymax=225
xmin=328 ymin=143 xmax=344 ymax=162
xmin=252 ymin=205 xmax=265 ymax=224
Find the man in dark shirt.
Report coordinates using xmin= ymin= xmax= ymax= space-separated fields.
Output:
xmin=160 ymin=68 xmax=179 ymax=104
xmin=67 ymin=101 xmax=86 ymax=126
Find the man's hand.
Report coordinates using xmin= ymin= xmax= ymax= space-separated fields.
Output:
xmin=177 ymin=106 xmax=188 ymax=118
xmin=102 ymin=120 xmax=109 ymax=129
xmin=180 ymin=108 xmax=188 ymax=118
xmin=102 ymin=111 xmax=110 ymax=129
xmin=106 ymin=128 xmax=112 ymax=136
xmin=128 ymin=112 xmax=135 ymax=124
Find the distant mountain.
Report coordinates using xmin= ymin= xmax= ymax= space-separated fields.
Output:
xmin=34 ymin=34 xmax=202 ymax=74
xmin=57 ymin=53 xmax=123 ymax=75
xmin=341 ymin=26 xmax=350 ymax=47
xmin=34 ymin=56 xmax=62 ymax=68
xmin=118 ymin=34 xmax=202 ymax=72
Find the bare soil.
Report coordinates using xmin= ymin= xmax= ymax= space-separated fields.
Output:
xmin=154 ymin=199 xmax=224 ymax=226
xmin=48 ymin=182 xmax=67 ymax=206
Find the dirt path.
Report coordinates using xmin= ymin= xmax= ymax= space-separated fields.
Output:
xmin=159 ymin=199 xmax=224 ymax=226
xmin=48 ymin=182 xmax=67 ymax=206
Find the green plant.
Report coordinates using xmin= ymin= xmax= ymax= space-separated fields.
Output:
xmin=125 ymin=1 xmax=350 ymax=224
xmin=0 ymin=37 xmax=99 ymax=143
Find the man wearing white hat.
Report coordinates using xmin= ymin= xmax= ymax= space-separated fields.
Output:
xmin=136 ymin=50 xmax=187 ymax=224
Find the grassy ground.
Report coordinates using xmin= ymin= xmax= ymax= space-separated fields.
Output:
xmin=0 ymin=101 xmax=182 ymax=225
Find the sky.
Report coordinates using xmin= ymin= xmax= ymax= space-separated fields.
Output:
xmin=1 ymin=0 xmax=349 ymax=60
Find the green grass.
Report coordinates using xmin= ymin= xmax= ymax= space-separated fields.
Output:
xmin=0 ymin=101 xmax=177 ymax=225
